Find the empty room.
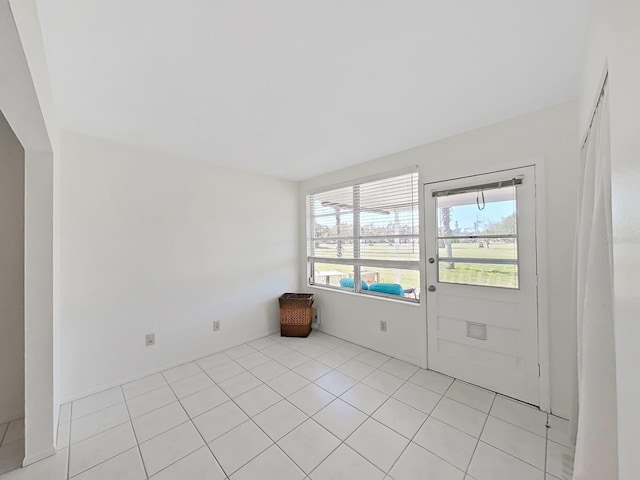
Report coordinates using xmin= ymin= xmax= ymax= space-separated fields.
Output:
xmin=0 ymin=1 xmax=638 ymax=479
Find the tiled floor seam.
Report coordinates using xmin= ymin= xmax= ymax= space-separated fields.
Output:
xmin=69 ymin=398 xmax=124 ymax=423
xmin=160 ymin=368 xmax=204 ymax=387
xmin=306 ymin=435 xmax=384 ymax=479
xmin=122 ymin=383 xmax=169 ymax=402
xmin=471 ymin=404 xmax=556 ymax=474
xmin=0 ymin=423 xmax=8 ymax=446
xmin=66 ymin=403 xmax=72 ymax=480
xmin=72 ymin=370 xmax=299 ymax=433
xmin=486 ymin=412 xmax=548 ymax=440
xmin=121 ymin=385 xmax=151 ymax=480
xmin=428 ymin=393 xmax=550 ymax=443
xmin=464 ymin=393 xmax=497 ymax=476
xmin=68 ymin=417 xmax=130 ymax=448
xmin=261 ymin=417 xmax=334 ymax=477
xmin=165 ymin=378 xmax=215 ymax=403
xmin=66 ymin=425 xmax=139 ymax=476
xmin=476 ymin=440 xmax=547 ymax=473
xmin=189 ymin=412 xmax=233 ymax=479
xmin=65 ymin=418 xmax=174 ymax=478
xmin=245 ymin=342 xmax=376 ymax=475
xmin=150 ymin=416 xmax=231 ymax=478
xmin=327 ymin=374 xmax=430 ymax=477
xmin=361 ymin=397 xmax=425 ymax=476
xmin=194 ymin=346 xmax=305 ymax=477
xmin=544 ymin=411 xmax=551 ymax=476
xmin=127 ymin=396 xmax=177 ymax=421
xmin=383 ymin=381 xmax=460 ymax=477
xmin=205 ymin=402 xmax=271 ymax=476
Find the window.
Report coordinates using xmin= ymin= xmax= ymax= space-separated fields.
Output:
xmin=306 ymin=171 xmax=420 ymax=301
xmin=434 ymin=181 xmax=519 ymax=288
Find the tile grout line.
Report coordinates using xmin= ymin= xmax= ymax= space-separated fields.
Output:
xmin=304 ymin=360 xmax=443 ymax=477
xmin=464 ymin=392 xmax=497 ymax=476
xmin=195 ymin=350 xmax=294 ymax=478
xmin=65 ymin=408 xmax=131 ymax=448
xmin=383 ymin=378 xmax=457 ymax=477
xmin=66 ymin=402 xmax=72 ymax=480
xmin=254 ymin=415 xmax=332 ymax=477
xmin=244 ymin=335 xmax=421 ymax=475
xmin=438 ymin=394 xmax=549 ymax=443
xmin=342 ymin=373 xmax=416 ymax=477
xmin=69 ymin=398 xmax=125 ymax=423
xmin=206 ymin=381 xmax=278 ymax=477
xmin=0 ymin=421 xmax=8 ymax=446
xmin=199 ymin=335 xmax=351 ymax=477
xmin=304 ymin=411 xmax=382 ymax=479
xmin=67 ymin=406 xmax=145 ymax=477
xmin=120 ymin=385 xmax=151 ymax=479
xmin=544 ymin=411 xmax=551 ymax=477
xmin=187 ymin=409 xmax=232 ymax=479
xmin=474 ymin=439 xmax=548 ymax=474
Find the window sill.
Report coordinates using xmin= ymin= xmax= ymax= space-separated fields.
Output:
xmin=307 ymin=284 xmax=421 ymax=306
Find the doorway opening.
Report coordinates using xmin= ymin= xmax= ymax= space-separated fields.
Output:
xmin=0 ymin=108 xmax=25 ymax=474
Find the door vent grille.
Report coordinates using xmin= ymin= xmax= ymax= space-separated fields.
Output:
xmin=467 ymin=322 xmax=487 ymax=341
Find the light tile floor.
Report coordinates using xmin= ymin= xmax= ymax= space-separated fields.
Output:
xmin=0 ymin=418 xmax=24 ymax=476
xmin=0 ymin=418 xmax=24 ymax=475
xmin=1 ymin=331 xmax=576 ymax=479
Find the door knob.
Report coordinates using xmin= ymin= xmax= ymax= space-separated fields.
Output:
xmin=428 ymin=285 xmax=436 ymax=292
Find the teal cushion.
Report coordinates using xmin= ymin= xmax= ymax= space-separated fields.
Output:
xmin=369 ymin=283 xmax=404 ymax=296
xmin=339 ymin=278 xmax=369 ymax=290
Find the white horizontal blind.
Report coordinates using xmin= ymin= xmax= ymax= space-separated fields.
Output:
xmin=356 ymin=173 xmax=419 ymax=265
xmin=307 ymin=172 xmax=420 ymax=300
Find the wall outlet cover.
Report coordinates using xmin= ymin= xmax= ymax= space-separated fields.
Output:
xmin=145 ymin=333 xmax=155 ymax=346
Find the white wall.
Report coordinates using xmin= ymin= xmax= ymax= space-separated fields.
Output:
xmin=0 ymin=110 xmax=25 ymax=425
xmin=299 ymin=102 xmax=579 ymax=418
xmin=58 ymin=131 xmax=298 ymax=401
xmin=580 ymin=1 xmax=640 ymax=477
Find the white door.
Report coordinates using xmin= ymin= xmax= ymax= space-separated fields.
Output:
xmin=425 ymin=166 xmax=539 ymax=405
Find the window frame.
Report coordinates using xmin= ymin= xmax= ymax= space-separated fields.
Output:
xmin=306 ymin=169 xmax=420 ymax=303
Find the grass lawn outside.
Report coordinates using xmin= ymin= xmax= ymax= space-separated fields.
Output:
xmin=311 ymin=241 xmax=518 ymax=292
xmin=438 ymin=242 xmax=518 ymax=288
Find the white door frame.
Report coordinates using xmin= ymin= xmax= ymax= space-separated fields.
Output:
xmin=0 ymin=3 xmax=57 ymax=464
xmin=422 ymin=157 xmax=551 ymax=413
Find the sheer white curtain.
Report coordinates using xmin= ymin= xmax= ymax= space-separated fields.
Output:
xmin=572 ymin=82 xmax=618 ymax=480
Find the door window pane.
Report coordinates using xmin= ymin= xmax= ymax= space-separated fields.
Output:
xmin=436 ymin=186 xmax=519 ymax=288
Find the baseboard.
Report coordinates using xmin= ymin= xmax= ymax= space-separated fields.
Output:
xmin=62 ymin=329 xmax=280 ymax=404
xmin=23 ymin=446 xmax=56 ymax=467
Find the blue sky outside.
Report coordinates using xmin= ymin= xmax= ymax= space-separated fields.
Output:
xmin=440 ymin=200 xmax=515 ymax=233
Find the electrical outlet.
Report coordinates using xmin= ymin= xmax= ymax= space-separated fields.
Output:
xmin=212 ymin=320 xmax=221 ymax=331
xmin=312 ymin=306 xmax=320 ymax=325
xmin=380 ymin=321 xmax=387 ymax=332
xmin=145 ymin=333 xmax=155 ymax=346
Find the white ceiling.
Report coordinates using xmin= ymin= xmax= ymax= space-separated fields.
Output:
xmin=36 ymin=0 xmax=589 ymax=180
